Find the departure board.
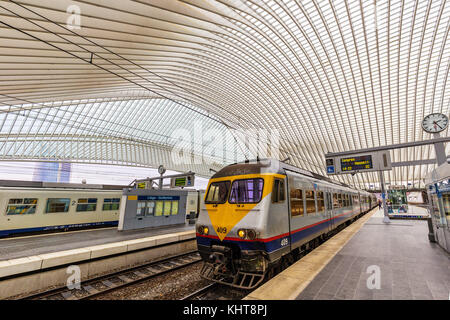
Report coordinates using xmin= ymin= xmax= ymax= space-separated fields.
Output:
xmin=340 ymin=155 xmax=373 ymax=172
xmin=174 ymin=177 xmax=186 ymax=186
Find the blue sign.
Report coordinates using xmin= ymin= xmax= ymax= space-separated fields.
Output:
xmin=137 ymin=195 xmax=180 ymax=201
xmin=327 ymin=166 xmax=335 ymax=174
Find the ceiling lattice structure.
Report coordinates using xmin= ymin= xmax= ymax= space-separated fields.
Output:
xmin=0 ymin=0 xmax=449 ymax=188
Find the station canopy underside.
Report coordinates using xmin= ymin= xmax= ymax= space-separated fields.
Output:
xmin=0 ymin=0 xmax=449 ymax=188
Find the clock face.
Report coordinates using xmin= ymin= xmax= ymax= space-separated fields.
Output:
xmin=422 ymin=113 xmax=448 ymax=133
xmin=158 ymin=165 xmax=166 ymax=175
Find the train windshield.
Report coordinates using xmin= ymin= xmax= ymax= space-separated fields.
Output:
xmin=205 ymin=181 xmax=230 ymax=204
xmin=229 ymin=178 xmax=264 ymax=204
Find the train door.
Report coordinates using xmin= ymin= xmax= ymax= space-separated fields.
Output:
xmin=325 ymin=191 xmax=334 ymax=232
xmin=273 ymin=177 xmax=291 ymax=253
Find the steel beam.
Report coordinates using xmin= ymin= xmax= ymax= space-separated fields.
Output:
xmin=325 ymin=137 xmax=450 ymax=157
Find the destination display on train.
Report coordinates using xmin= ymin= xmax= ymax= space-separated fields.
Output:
xmin=340 ymin=155 xmax=373 ymax=172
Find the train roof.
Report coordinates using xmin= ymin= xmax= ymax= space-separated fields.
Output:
xmin=0 ymin=180 xmax=126 ymax=190
xmin=211 ymin=158 xmax=372 ymax=194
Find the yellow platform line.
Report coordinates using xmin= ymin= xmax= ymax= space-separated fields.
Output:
xmin=244 ymin=207 xmax=378 ymax=300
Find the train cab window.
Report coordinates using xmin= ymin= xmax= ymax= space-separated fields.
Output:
xmin=46 ymin=198 xmax=70 ymax=213
xmin=290 ymin=188 xmax=304 ymax=217
xmin=76 ymin=198 xmax=97 ymax=212
xmin=272 ymin=179 xmax=285 ymax=203
xmin=103 ymin=198 xmax=120 ymax=211
xmin=305 ymin=190 xmax=316 ymax=214
xmin=6 ymin=198 xmax=38 ymax=215
xmin=229 ymin=178 xmax=264 ymax=204
xmin=205 ymin=181 xmax=230 ymax=204
xmin=333 ymin=193 xmax=341 ymax=208
xmin=317 ymin=191 xmax=325 ymax=212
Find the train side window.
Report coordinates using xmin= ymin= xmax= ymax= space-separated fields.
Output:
xmin=76 ymin=198 xmax=97 ymax=212
xmin=6 ymin=198 xmax=38 ymax=215
xmin=46 ymin=198 xmax=70 ymax=213
xmin=305 ymin=190 xmax=316 ymax=214
xmin=103 ymin=198 xmax=120 ymax=211
xmin=339 ymin=194 xmax=344 ymax=207
xmin=272 ymin=179 xmax=285 ymax=203
xmin=317 ymin=191 xmax=325 ymax=212
xmin=290 ymin=188 xmax=304 ymax=217
xmin=333 ymin=193 xmax=341 ymax=208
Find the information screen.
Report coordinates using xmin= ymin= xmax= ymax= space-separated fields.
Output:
xmin=174 ymin=177 xmax=186 ymax=187
xmin=340 ymin=155 xmax=373 ymax=172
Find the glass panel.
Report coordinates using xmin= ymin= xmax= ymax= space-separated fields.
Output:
xmin=76 ymin=198 xmax=97 ymax=212
xmin=290 ymin=188 xmax=304 ymax=217
xmin=317 ymin=191 xmax=325 ymax=212
xmin=333 ymin=193 xmax=341 ymax=208
xmin=46 ymin=198 xmax=70 ymax=213
xmin=103 ymin=198 xmax=120 ymax=210
xmin=6 ymin=198 xmax=38 ymax=215
xmin=305 ymin=190 xmax=315 ymax=214
xmin=163 ymin=201 xmax=171 ymax=216
xmin=205 ymin=181 xmax=230 ymax=204
xmin=155 ymin=201 xmax=163 ymax=216
xmin=171 ymin=201 xmax=178 ymax=215
xmin=229 ymin=178 xmax=264 ymax=203
xmin=146 ymin=201 xmax=155 ymax=216
xmin=272 ymin=179 xmax=280 ymax=202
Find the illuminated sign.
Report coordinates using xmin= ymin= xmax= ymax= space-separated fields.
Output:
xmin=174 ymin=177 xmax=187 ymax=187
xmin=170 ymin=174 xmax=194 ymax=188
xmin=340 ymin=155 xmax=373 ymax=172
xmin=325 ymin=151 xmax=391 ymax=175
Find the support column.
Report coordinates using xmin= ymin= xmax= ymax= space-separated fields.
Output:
xmin=379 ymin=170 xmax=390 ymax=224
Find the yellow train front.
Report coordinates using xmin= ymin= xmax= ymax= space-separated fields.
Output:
xmin=196 ymin=159 xmax=375 ymax=289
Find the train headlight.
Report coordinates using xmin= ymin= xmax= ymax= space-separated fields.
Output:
xmin=246 ymin=229 xmax=257 ymax=240
xmin=237 ymin=229 xmax=257 ymax=240
xmin=197 ymin=225 xmax=209 ymax=235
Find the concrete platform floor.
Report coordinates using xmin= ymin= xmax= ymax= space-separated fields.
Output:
xmin=297 ymin=209 xmax=449 ymax=300
xmin=0 ymin=224 xmax=194 ymax=261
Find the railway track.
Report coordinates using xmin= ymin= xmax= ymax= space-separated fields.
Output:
xmin=20 ymin=251 xmax=201 ymax=300
xmin=181 ymin=282 xmax=250 ymax=300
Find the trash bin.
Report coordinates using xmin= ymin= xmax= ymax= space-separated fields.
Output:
xmin=188 ymin=211 xmax=196 ymax=225
xmin=426 ymin=217 xmax=436 ymax=242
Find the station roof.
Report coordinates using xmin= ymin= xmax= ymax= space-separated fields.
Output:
xmin=0 ymin=0 xmax=449 ymax=188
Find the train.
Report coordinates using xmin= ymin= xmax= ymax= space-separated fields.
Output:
xmin=0 ymin=181 xmax=124 ymax=237
xmin=196 ymin=158 xmax=377 ymax=289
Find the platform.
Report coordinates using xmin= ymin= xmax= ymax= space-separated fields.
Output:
xmin=246 ymin=207 xmax=450 ymax=300
xmin=0 ymin=224 xmax=196 ymax=299
xmin=0 ymin=224 xmax=194 ymax=261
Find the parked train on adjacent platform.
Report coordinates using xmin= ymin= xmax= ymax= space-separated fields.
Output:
xmin=196 ymin=159 xmax=377 ymax=289
xmin=0 ymin=182 xmax=123 ymax=237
